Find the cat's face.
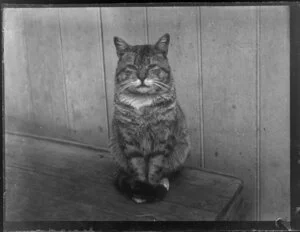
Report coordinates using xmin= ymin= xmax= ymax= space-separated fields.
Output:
xmin=114 ymin=34 xmax=172 ymax=96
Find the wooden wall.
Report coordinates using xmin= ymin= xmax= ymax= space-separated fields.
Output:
xmin=4 ymin=6 xmax=290 ymax=221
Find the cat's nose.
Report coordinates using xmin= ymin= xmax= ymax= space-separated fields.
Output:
xmin=138 ymin=70 xmax=147 ymax=81
xmin=138 ymin=76 xmax=146 ymax=82
xmin=138 ymin=79 xmax=146 ymax=86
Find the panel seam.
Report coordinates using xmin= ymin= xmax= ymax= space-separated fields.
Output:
xmin=58 ymin=9 xmax=71 ymax=135
xmin=145 ymin=7 xmax=149 ymax=43
xmin=255 ymin=6 xmax=261 ymax=221
xmin=197 ymin=7 xmax=205 ymax=168
xmin=21 ymin=9 xmax=35 ymax=128
xmin=98 ymin=8 xmax=111 ymax=141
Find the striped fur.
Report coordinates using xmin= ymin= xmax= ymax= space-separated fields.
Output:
xmin=110 ymin=34 xmax=191 ymax=203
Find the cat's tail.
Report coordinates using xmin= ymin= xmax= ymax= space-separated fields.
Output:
xmin=114 ymin=170 xmax=168 ymax=203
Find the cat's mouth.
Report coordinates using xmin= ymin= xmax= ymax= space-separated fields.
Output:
xmin=136 ymin=85 xmax=151 ymax=93
xmin=125 ymin=83 xmax=159 ymax=95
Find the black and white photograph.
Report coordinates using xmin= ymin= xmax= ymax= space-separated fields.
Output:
xmin=2 ymin=2 xmax=299 ymax=230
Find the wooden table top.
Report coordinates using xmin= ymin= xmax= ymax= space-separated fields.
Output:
xmin=5 ymin=133 xmax=243 ymax=221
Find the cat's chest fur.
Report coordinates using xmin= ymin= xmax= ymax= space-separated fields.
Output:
xmin=119 ymin=94 xmax=154 ymax=111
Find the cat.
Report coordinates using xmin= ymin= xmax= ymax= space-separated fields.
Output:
xmin=110 ymin=33 xmax=191 ymax=203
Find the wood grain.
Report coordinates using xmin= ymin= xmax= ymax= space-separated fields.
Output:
xmin=59 ymin=8 xmax=109 ymax=147
xmin=201 ymin=6 xmax=257 ymax=220
xmin=147 ymin=7 xmax=202 ymax=167
xmin=259 ymin=6 xmax=290 ymax=220
xmin=3 ymin=9 xmax=33 ymax=132
xmin=101 ymin=7 xmax=148 ymax=136
xmin=22 ymin=8 xmax=69 ymax=138
xmin=5 ymin=133 xmax=243 ymax=221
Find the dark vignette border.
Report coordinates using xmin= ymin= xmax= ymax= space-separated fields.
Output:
xmin=290 ymin=3 xmax=300 ymax=230
xmin=0 ymin=0 xmax=299 ymax=7
xmin=1 ymin=3 xmax=4 ymax=232
xmin=1 ymin=1 xmax=300 ymax=231
xmin=2 ymin=221 xmax=287 ymax=231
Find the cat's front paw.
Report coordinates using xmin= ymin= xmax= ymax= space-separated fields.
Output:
xmin=131 ymin=181 xmax=156 ymax=203
xmin=132 ymin=197 xmax=147 ymax=204
xmin=154 ymin=178 xmax=169 ymax=201
xmin=159 ymin=177 xmax=170 ymax=191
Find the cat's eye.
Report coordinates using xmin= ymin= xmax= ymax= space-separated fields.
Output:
xmin=150 ymin=67 xmax=161 ymax=76
xmin=153 ymin=69 xmax=161 ymax=75
xmin=125 ymin=66 xmax=137 ymax=75
xmin=126 ymin=64 xmax=137 ymax=70
xmin=148 ymin=64 xmax=157 ymax=69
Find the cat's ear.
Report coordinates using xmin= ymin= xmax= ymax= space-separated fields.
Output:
xmin=113 ymin=36 xmax=130 ymax=57
xmin=154 ymin=33 xmax=170 ymax=55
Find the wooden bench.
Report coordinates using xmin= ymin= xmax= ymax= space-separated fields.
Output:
xmin=5 ymin=133 xmax=244 ymax=221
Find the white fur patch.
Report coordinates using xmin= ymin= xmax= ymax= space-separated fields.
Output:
xmin=160 ymin=178 xmax=170 ymax=191
xmin=120 ymin=95 xmax=154 ymax=110
xmin=132 ymin=197 xmax=146 ymax=204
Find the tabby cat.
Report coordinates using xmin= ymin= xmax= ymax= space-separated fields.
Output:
xmin=110 ymin=33 xmax=191 ymax=203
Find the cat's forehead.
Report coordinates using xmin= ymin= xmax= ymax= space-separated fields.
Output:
xmin=120 ymin=45 xmax=165 ymax=66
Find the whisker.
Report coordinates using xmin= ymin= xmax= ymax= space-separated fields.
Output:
xmin=119 ymin=82 xmax=133 ymax=92
xmin=153 ymin=81 xmax=169 ymax=90
xmin=153 ymin=82 xmax=167 ymax=90
xmin=154 ymin=81 xmax=170 ymax=89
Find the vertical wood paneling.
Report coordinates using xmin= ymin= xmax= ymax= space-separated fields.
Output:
xmin=22 ymin=8 xmax=68 ymax=138
xmin=201 ymin=7 xmax=257 ymax=219
xmin=147 ymin=7 xmax=203 ymax=167
xmin=101 ymin=7 xmax=147 ymax=136
xmin=4 ymin=9 xmax=33 ymax=132
xmin=198 ymin=8 xmax=205 ymax=167
xmin=59 ymin=8 xmax=108 ymax=147
xmin=255 ymin=8 xmax=261 ymax=220
xmin=259 ymin=6 xmax=290 ymax=220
